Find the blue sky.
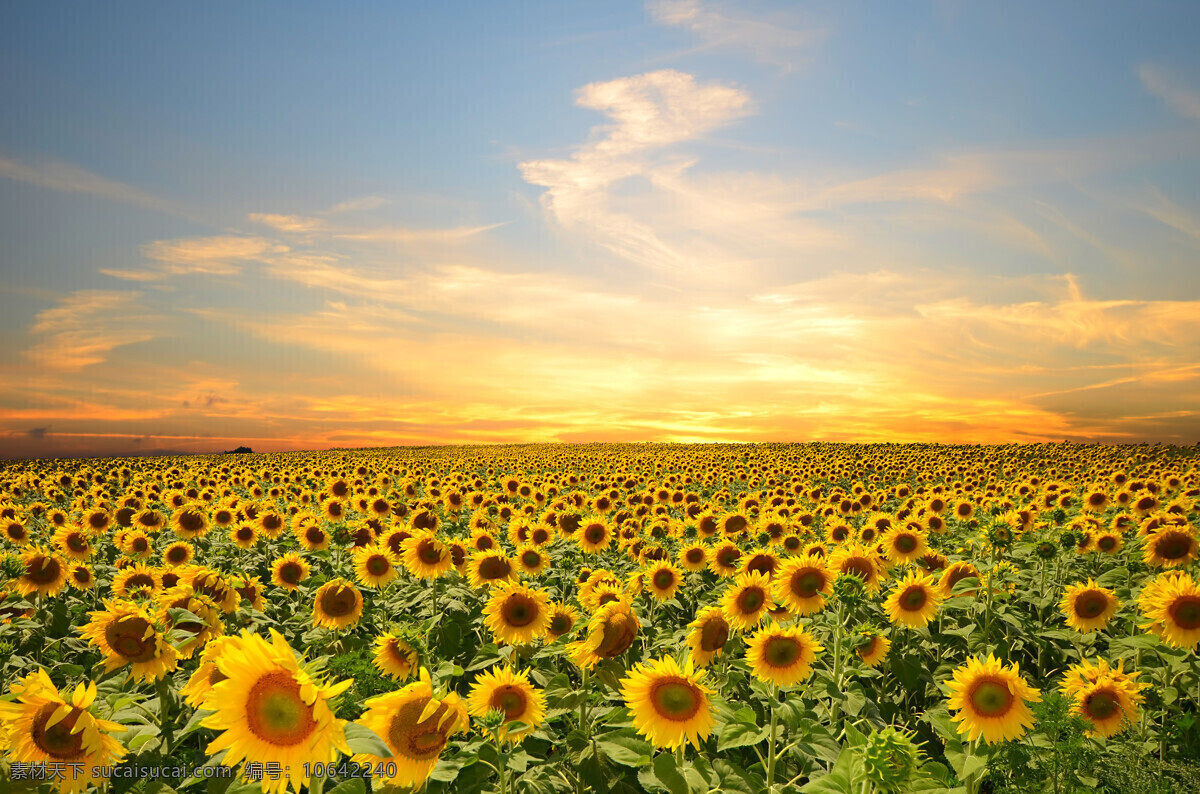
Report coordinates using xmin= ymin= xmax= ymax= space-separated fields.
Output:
xmin=2 ymin=1 xmax=1199 ymax=457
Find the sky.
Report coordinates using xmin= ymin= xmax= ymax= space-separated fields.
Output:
xmin=2 ymin=0 xmax=1199 ymax=459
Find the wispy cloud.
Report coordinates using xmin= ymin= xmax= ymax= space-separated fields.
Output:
xmin=25 ymin=290 xmax=159 ymax=370
xmin=647 ymin=0 xmax=827 ymax=72
xmin=0 ymin=154 xmax=195 ymax=219
xmin=101 ymin=236 xmax=286 ymax=281
xmin=1139 ymin=64 xmax=1200 ymax=122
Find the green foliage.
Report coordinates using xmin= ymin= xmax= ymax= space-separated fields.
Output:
xmin=325 ymin=646 xmax=394 ymax=720
xmin=986 ymin=692 xmax=1099 ymax=794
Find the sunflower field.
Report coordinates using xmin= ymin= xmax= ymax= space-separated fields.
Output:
xmin=0 ymin=442 xmax=1197 ymax=794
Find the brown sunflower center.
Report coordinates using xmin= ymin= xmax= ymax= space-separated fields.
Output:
xmin=501 ymin=594 xmax=539 ymax=627
xmin=1097 ymin=536 xmax=1117 ymax=552
xmin=584 ymin=525 xmax=606 ymax=544
xmin=736 ymin=586 xmax=765 ymax=614
xmin=366 ymin=555 xmax=391 ymax=576
xmin=279 ymin=562 xmax=303 ymax=584
xmin=894 ymin=534 xmax=917 ymax=553
xmin=649 ymin=678 xmax=702 ymax=721
xmin=1083 ymin=689 xmax=1120 ymax=721
xmin=177 ymin=511 xmax=204 ymax=532
xmin=717 ymin=548 xmax=741 ymax=567
xmin=166 ymin=546 xmax=189 ymax=564
xmin=1169 ymin=595 xmax=1200 ymax=630
xmin=25 ymin=556 xmax=62 ymax=584
xmin=900 ymin=586 xmax=928 ymax=611
xmin=521 ymin=551 xmax=542 ymax=568
xmin=746 ymin=555 xmax=775 ymax=577
xmin=319 ymin=585 xmax=357 ymax=617
xmin=791 ymin=569 xmax=825 ymax=598
xmin=123 ymin=573 xmax=155 ymax=591
xmin=417 ymin=540 xmax=444 ymax=565
xmin=237 ymin=527 xmax=254 ymax=541
xmin=686 ymin=549 xmax=705 ymax=564
xmin=723 ymin=516 xmax=748 ymax=535
xmin=245 ymin=671 xmax=317 ymax=746
xmin=841 ymin=559 xmax=874 ymax=581
xmin=31 ymin=703 xmax=85 ymax=759
xmin=479 ymin=556 xmax=512 ymax=580
xmin=106 ymin=616 xmax=159 ymax=662
xmin=1153 ymin=532 xmax=1193 ymax=561
xmin=550 ymin=614 xmax=574 ymax=635
xmin=1074 ymin=591 xmax=1109 ymax=619
xmin=87 ymin=513 xmax=109 ymax=530
xmin=653 ymin=570 xmax=676 ymax=590
xmin=969 ymin=679 xmax=1014 ymax=717
xmin=305 ymin=526 xmax=326 ymax=544
xmin=490 ymin=685 xmax=528 ymax=720
xmin=763 ymin=636 xmax=802 ymax=668
xmin=699 ymin=617 xmax=729 ymax=652
xmin=67 ymin=533 xmax=89 ymax=552
xmin=595 ymin=612 xmax=638 ymax=658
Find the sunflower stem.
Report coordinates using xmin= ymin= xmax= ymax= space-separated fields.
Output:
xmin=309 ymin=774 xmax=326 ymax=794
xmin=765 ymin=682 xmax=780 ymax=792
xmin=155 ymin=677 xmax=174 ymax=757
xmin=830 ymin=601 xmax=845 ymax=731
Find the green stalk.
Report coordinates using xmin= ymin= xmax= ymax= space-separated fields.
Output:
xmin=766 ymin=683 xmax=780 ymax=791
xmin=155 ymin=678 xmax=174 ymax=757
xmin=309 ymin=775 xmax=326 ymax=794
xmin=830 ymin=602 xmax=846 ymax=729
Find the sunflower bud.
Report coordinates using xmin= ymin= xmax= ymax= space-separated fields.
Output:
xmin=833 ymin=572 xmax=867 ymax=606
xmin=863 ymin=726 xmax=920 ymax=791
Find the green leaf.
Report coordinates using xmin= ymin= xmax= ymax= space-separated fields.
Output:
xmin=651 ymin=752 xmax=689 ymax=794
xmin=595 ymin=728 xmax=653 ymax=767
xmin=717 ymin=720 xmax=767 ymax=752
xmin=799 ymin=745 xmax=856 ymax=793
xmin=327 ymin=781 xmax=366 ymax=794
xmin=344 ymin=721 xmax=392 ymax=757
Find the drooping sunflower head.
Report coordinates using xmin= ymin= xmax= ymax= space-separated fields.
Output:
xmin=745 ymin=623 xmax=824 ymax=687
xmin=80 ymin=599 xmax=178 ymax=683
xmin=945 ymin=653 xmax=1041 ymax=743
xmin=483 ymin=581 xmax=553 ymax=646
xmin=620 ymin=655 xmax=715 ymax=750
xmin=352 ymin=669 xmax=469 ymax=789
xmin=1060 ymin=579 xmax=1121 ymax=633
xmin=312 ymin=578 xmax=364 ymax=630
xmin=373 ymin=631 xmax=420 ymax=681
xmin=568 ymin=599 xmax=640 ymax=670
xmin=467 ymin=666 xmax=546 ymax=742
xmin=686 ymin=606 xmax=731 ymax=668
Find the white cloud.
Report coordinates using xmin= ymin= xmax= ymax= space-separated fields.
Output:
xmin=1139 ymin=64 xmax=1200 ymax=122
xmin=647 ymin=1 xmax=827 ymax=72
xmin=26 ymin=290 xmax=159 ymax=370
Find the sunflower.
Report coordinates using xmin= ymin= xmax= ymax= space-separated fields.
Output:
xmin=578 ymin=518 xmax=613 ymax=553
xmin=709 ymin=541 xmax=743 ymax=578
xmin=270 ymin=553 xmax=311 ymax=590
xmin=352 ymin=544 xmax=399 ymax=588
xmin=856 ymin=631 xmax=892 ymax=668
xmin=467 ymin=550 xmax=518 ymax=589
xmin=946 ymin=654 xmax=1041 ymax=743
xmin=882 ymin=526 xmax=927 ymax=564
xmin=686 ymin=606 xmax=731 ymax=668
xmin=773 ymin=554 xmax=833 ymax=616
xmin=351 ymin=668 xmax=469 ymax=789
xmin=162 ymin=540 xmax=194 ymax=567
xmin=470 ymin=527 xmax=498 ymax=552
xmin=122 ymin=529 xmax=154 ymax=559
xmin=720 ymin=512 xmax=751 ymax=538
xmin=312 ymin=578 xmax=364 ymax=630
xmin=112 ymin=563 xmax=163 ymax=598
xmin=201 ymin=629 xmax=353 ymax=794
xmin=645 ymin=561 xmax=683 ymax=601
xmin=170 ymin=506 xmax=207 ymax=538
xmin=745 ymin=624 xmax=824 ymax=687
xmin=547 ymin=603 xmax=580 ymax=640
xmin=80 ymin=507 xmax=112 ymax=535
xmin=515 ymin=543 xmax=550 ymax=576
xmin=258 ymin=510 xmax=287 ymax=539
xmin=679 ymin=542 xmax=709 ymax=572
xmin=2 ymin=519 xmax=29 ymax=545
xmin=52 ymin=526 xmax=93 ymax=561
xmin=81 ymin=599 xmax=178 ymax=682
xmin=620 ymin=655 xmax=715 ymax=750
xmin=742 ymin=548 xmax=780 ymax=579
xmin=1142 ymin=526 xmax=1199 ymax=568
xmin=187 ymin=566 xmax=241 ymax=613
xmin=483 ymin=581 xmax=552 ymax=646
xmin=828 ymin=543 xmax=883 ymax=593
xmin=156 ymin=584 xmax=224 ymax=659
xmin=14 ymin=547 xmax=69 ymax=598
xmin=720 ymin=571 xmax=773 ymax=632
xmin=0 ymin=669 xmax=127 ymax=794
xmin=1058 ymin=658 xmax=1146 ymax=738
xmin=884 ymin=571 xmax=944 ymax=629
xmin=1139 ymin=572 xmax=1200 ymax=649
xmin=467 ymin=666 xmax=546 ymax=742
xmin=181 ymin=635 xmax=243 ymax=709
xmin=568 ymin=600 xmax=640 ymax=669
xmin=68 ymin=563 xmax=95 ymax=590
xmin=939 ymin=561 xmax=982 ymax=598
xmin=373 ymin=632 xmax=419 ymax=681
xmin=230 ymin=523 xmax=259 ymax=549
xmin=297 ymin=520 xmax=330 ymax=552
xmin=402 ymin=530 xmax=453 ymax=579
xmin=1060 ymin=579 xmax=1120 ymax=633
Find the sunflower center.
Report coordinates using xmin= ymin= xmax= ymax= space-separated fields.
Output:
xmin=1083 ymin=689 xmax=1120 ymax=721
xmin=791 ymin=569 xmax=824 ymax=598
xmin=490 ymin=685 xmax=528 ymax=720
xmin=125 ymin=573 xmax=156 ymax=591
xmin=686 ymin=549 xmax=705 ymax=564
xmin=417 ymin=540 xmax=443 ymax=564
xmin=178 ymin=512 xmax=204 ymax=532
xmin=699 ymin=618 xmax=729 ymax=652
xmin=718 ymin=549 xmax=741 ymax=567
xmin=67 ymin=534 xmax=88 ymax=551
xmin=596 ymin=613 xmax=638 ymax=658
xmin=106 ymin=617 xmax=158 ymax=662
xmin=366 ymin=556 xmax=391 ymax=576
xmin=1169 ymin=596 xmax=1200 ymax=630
xmin=25 ymin=557 xmax=62 ymax=584
xmin=1074 ymin=592 xmax=1109 ymax=619
xmin=585 ymin=526 xmax=606 ymax=544
xmin=319 ymin=586 xmax=356 ymax=617
xmin=653 ymin=570 xmax=675 ymax=590
xmin=894 ymin=535 xmax=917 ymax=553
xmin=280 ymin=562 xmax=303 ymax=584
xmin=900 ymin=586 xmax=928 ymax=611
xmin=237 ymin=527 xmax=254 ymax=541
xmin=502 ymin=594 xmax=539 ymax=627
xmin=763 ymin=636 xmax=802 ymax=667
xmin=736 ymin=587 xmax=765 ymax=613
xmin=859 ymin=636 xmax=879 ymax=658
xmin=306 ymin=527 xmax=325 ymax=544
xmin=262 ymin=515 xmax=283 ymax=531
xmin=522 ymin=551 xmax=541 ymax=568
xmin=1154 ymin=532 xmax=1192 ymax=560
xmin=32 ymin=703 xmax=85 ymax=759
xmin=479 ymin=556 xmax=512 ymax=579
xmin=724 ymin=516 xmax=748 ymax=535
xmin=88 ymin=513 xmax=108 ymax=530
xmin=650 ymin=679 xmax=702 ymax=721
xmin=550 ymin=614 xmax=573 ymax=635
xmin=1097 ymin=536 xmax=1117 ymax=552
xmin=246 ymin=671 xmax=317 ymax=746
xmin=167 ymin=547 xmax=188 ymax=564
xmin=747 ymin=556 xmax=774 ymax=576
xmin=842 ymin=559 xmax=873 ymax=581
xmin=969 ymin=679 xmax=1014 ymax=717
